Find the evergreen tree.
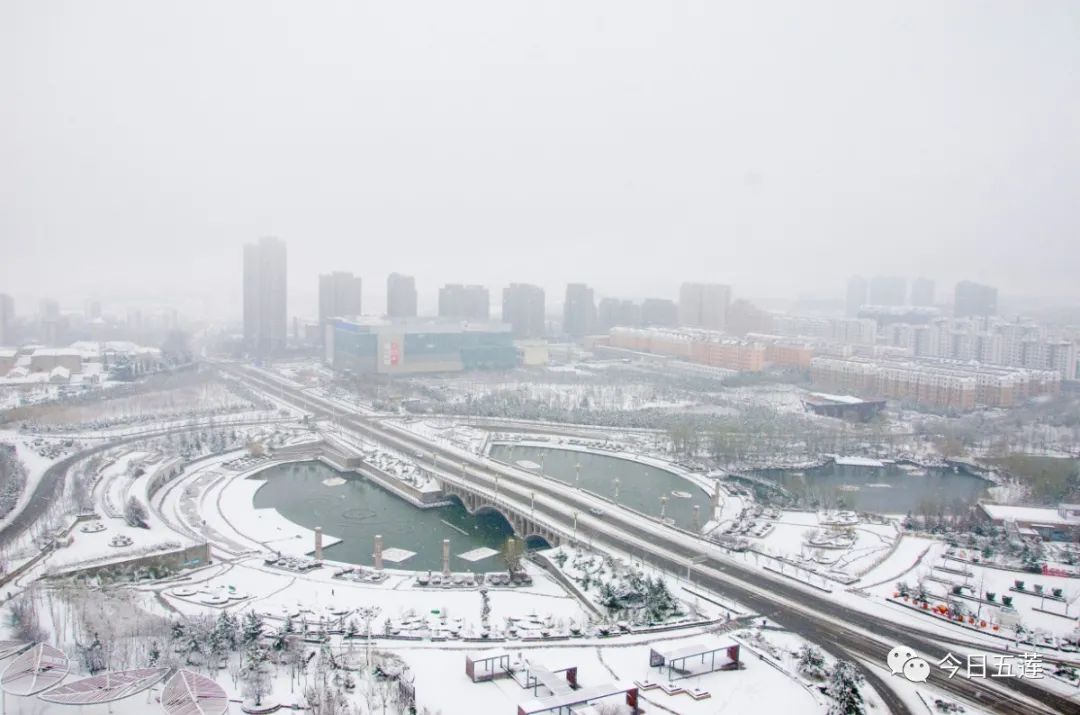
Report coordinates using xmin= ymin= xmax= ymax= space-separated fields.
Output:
xmin=215 ymin=611 xmax=239 ymax=651
xmin=82 ymin=633 xmax=106 ymax=674
xmin=241 ymin=611 xmax=264 ymax=646
xmin=828 ymin=660 xmax=865 ymax=715
xmin=797 ymin=644 xmax=827 ymax=681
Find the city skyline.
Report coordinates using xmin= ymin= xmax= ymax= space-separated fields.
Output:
xmin=4 ymin=3 xmax=1080 ymax=315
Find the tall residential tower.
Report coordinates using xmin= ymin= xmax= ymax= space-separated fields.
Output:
xmin=387 ymin=273 xmax=418 ymax=318
xmin=243 ymin=237 xmax=288 ymax=355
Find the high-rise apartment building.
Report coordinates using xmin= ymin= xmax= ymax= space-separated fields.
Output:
xmin=597 ymin=298 xmax=640 ymax=331
xmin=563 ymin=283 xmax=597 ymax=338
xmin=0 ymin=294 xmax=13 ymax=346
xmin=910 ymin=277 xmax=935 ymax=306
xmin=678 ymin=282 xmax=731 ymax=330
xmin=502 ymin=284 xmax=546 ymax=338
xmin=386 ymin=273 xmax=418 ymax=318
xmin=640 ymin=298 xmax=678 ymax=327
xmin=868 ymin=276 xmax=907 ymax=306
xmin=438 ymin=284 xmax=490 ymax=321
xmin=954 ymin=281 xmax=998 ymax=318
xmin=319 ymin=272 xmax=363 ymax=323
xmin=243 ymin=236 xmax=288 ymax=355
xmin=845 ymin=276 xmax=868 ymax=317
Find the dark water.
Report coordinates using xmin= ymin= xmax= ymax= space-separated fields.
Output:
xmin=753 ymin=462 xmax=990 ymax=513
xmin=251 ymin=461 xmax=515 ymax=571
xmin=487 ymin=444 xmax=711 ymax=529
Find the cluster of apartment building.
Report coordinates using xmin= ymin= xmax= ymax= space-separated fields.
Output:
xmin=602 ymin=327 xmax=814 ymax=373
xmin=881 ymin=317 xmax=1078 ymax=380
xmin=809 ymin=355 xmax=1060 ymax=411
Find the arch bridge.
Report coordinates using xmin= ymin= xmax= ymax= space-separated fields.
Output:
xmin=439 ymin=480 xmax=561 ymax=548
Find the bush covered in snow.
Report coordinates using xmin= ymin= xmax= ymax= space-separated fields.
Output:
xmin=123 ymin=496 xmax=149 ymax=528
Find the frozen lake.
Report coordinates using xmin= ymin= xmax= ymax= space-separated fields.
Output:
xmin=251 ymin=461 xmax=516 ymax=572
xmin=752 ymin=462 xmax=990 ymax=513
xmin=488 ymin=444 xmax=711 ymax=529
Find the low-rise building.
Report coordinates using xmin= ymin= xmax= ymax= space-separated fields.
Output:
xmin=29 ymin=348 xmax=83 ymax=374
xmin=606 ymin=327 xmax=766 ymax=372
xmin=978 ymin=503 xmax=1080 ymax=542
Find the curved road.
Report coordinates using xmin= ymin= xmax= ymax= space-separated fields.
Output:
xmin=0 ymin=418 xmax=292 ymax=549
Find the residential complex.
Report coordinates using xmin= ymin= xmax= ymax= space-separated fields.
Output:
xmin=882 ymin=317 xmax=1078 ymax=380
xmin=772 ymin=315 xmax=878 ymax=345
xmin=810 ymin=355 xmax=1059 ymax=411
xmin=607 ymin=327 xmax=765 ymax=371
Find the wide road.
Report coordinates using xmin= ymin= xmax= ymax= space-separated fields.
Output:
xmin=225 ymin=363 xmax=1077 ymax=715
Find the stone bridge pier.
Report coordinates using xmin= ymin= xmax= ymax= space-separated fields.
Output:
xmin=439 ymin=480 xmax=561 ymax=547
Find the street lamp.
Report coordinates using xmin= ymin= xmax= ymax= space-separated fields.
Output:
xmin=686 ymin=554 xmax=708 ymax=587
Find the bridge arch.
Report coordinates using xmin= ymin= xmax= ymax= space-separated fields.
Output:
xmin=439 ymin=481 xmax=561 ymax=548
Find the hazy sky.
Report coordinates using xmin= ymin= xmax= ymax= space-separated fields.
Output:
xmin=2 ymin=1 xmax=1078 ymax=319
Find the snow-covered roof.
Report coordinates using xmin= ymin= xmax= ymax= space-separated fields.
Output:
xmin=32 ymin=348 xmax=81 ymax=358
xmin=980 ymin=503 xmax=1080 ymax=527
xmin=0 ymin=349 xmax=16 ymax=358
xmin=66 ymin=340 xmax=160 ymax=357
xmin=808 ymin=392 xmax=866 ymax=405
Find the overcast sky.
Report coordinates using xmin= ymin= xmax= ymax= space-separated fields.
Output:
xmin=2 ymin=1 xmax=1078 ymax=319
